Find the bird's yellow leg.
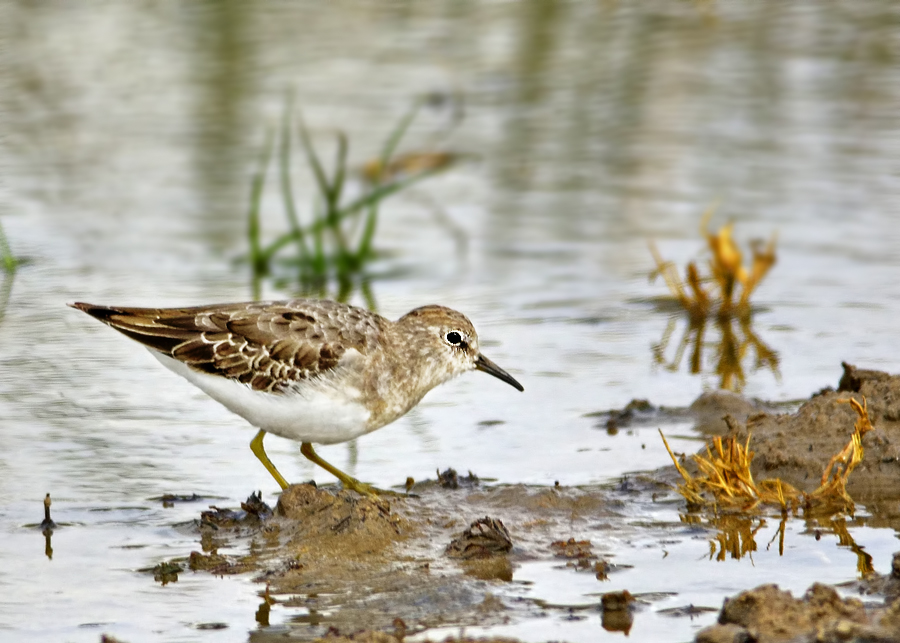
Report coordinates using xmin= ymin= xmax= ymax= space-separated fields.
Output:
xmin=299 ymin=442 xmax=381 ymax=496
xmin=250 ymin=430 xmax=290 ymax=490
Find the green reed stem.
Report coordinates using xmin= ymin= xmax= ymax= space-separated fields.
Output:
xmin=248 ymin=129 xmax=274 ymax=299
xmin=0 ymin=218 xmax=17 ymax=275
xmin=279 ymin=101 xmax=309 ymax=267
xmin=355 ymin=99 xmax=422 ymax=262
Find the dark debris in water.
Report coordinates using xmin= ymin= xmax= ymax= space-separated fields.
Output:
xmin=584 ymin=398 xmax=681 ymax=435
xmin=550 ymin=537 xmax=594 ymax=559
xmin=241 ymin=491 xmax=273 ymax=520
xmin=186 ymin=550 xmax=254 ymax=575
xmin=550 ymin=538 xmax=611 ymax=579
xmin=601 ymin=589 xmax=636 ymax=612
xmin=657 ymin=603 xmax=718 ymax=618
xmin=598 ymin=590 xmax=638 ymax=635
xmin=437 ymin=467 xmax=480 ymax=489
xmin=446 ymin=516 xmax=512 ymax=559
xmin=40 ymin=493 xmax=57 ymax=531
xmin=149 ymin=493 xmax=213 ymax=507
xmin=194 ymin=622 xmax=228 ymax=630
xmin=142 ymin=561 xmax=182 ymax=585
xmin=200 ymin=491 xmax=272 ymax=530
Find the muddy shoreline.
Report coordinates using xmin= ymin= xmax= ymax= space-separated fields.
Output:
xmin=137 ymin=364 xmax=900 ymax=643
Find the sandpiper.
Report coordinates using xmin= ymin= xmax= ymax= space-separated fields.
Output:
xmin=69 ymin=299 xmax=523 ymax=494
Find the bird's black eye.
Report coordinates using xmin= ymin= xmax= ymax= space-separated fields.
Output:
xmin=446 ymin=331 xmax=463 ymax=345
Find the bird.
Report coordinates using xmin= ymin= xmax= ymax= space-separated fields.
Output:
xmin=69 ymin=299 xmax=524 ymax=494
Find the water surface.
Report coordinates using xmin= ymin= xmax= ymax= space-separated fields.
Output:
xmin=2 ymin=2 xmax=900 ymax=641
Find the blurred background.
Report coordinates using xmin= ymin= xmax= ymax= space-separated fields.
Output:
xmin=1 ymin=2 xmax=899 ymax=641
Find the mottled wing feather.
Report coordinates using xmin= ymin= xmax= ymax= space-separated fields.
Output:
xmin=70 ymin=300 xmax=384 ymax=393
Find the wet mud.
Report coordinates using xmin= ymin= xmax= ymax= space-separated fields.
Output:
xmin=138 ymin=363 xmax=900 ymax=643
xmin=165 ymin=477 xmax=658 ymax=641
xmin=702 ymin=363 xmax=900 ymax=512
xmin=696 ymin=580 xmax=900 ymax=643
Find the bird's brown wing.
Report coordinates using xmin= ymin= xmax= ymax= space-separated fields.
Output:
xmin=70 ymin=300 xmax=384 ymax=392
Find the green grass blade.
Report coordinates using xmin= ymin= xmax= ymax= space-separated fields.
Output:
xmin=279 ymin=102 xmax=309 ymax=262
xmin=296 ymin=114 xmax=333 ymax=207
xmin=360 ymin=279 xmax=377 ymax=312
xmin=0 ymin=273 xmax=13 ymax=326
xmin=330 ymin=131 xmax=348 ymax=211
xmin=248 ymin=129 xmax=275 ymax=298
xmin=326 ymin=132 xmax=350 ymax=259
xmin=0 ymin=218 xmax=17 ymax=275
xmin=353 ymin=101 xmax=422 ymax=262
xmin=311 ymin=201 xmax=326 ymax=278
xmin=347 ymin=165 xmax=446 ymax=219
xmin=379 ymin=98 xmax=423 ymax=171
xmin=281 ymin=165 xmax=445 ymax=247
xmin=356 ymin=202 xmax=379 ymax=262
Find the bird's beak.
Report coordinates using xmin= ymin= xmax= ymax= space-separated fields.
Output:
xmin=475 ymin=354 xmax=524 ymax=392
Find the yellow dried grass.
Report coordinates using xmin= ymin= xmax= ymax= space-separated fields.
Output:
xmin=661 ymin=396 xmax=872 ymax=516
xmin=649 ymin=208 xmax=777 ymax=322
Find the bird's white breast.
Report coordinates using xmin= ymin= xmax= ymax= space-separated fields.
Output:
xmin=151 ymin=351 xmax=372 ymax=445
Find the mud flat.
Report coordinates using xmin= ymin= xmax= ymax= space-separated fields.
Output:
xmin=141 ymin=363 xmax=900 ymax=643
xmin=191 ymin=478 xmax=645 ymax=641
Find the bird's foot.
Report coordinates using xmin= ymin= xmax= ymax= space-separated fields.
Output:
xmin=341 ymin=477 xmax=403 ymax=497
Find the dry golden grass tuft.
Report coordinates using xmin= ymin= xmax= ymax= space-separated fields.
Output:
xmin=649 ymin=208 xmax=777 ymax=323
xmin=661 ymin=397 xmax=873 ymax=516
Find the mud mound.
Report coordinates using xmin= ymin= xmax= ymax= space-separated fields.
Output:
xmin=696 ymin=582 xmax=900 ymax=643
xmin=276 ymin=484 xmax=406 ymax=550
xmin=720 ymin=363 xmax=900 ymax=501
xmin=269 ymin=484 xmax=409 ymax=588
xmin=309 ymin=634 xmax=522 ymax=643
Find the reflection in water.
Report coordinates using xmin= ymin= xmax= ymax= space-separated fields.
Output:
xmin=255 ymin=585 xmax=275 ymax=627
xmin=653 ymin=314 xmax=780 ymax=392
xmin=288 ymin=607 xmax=324 ymax=627
xmin=600 ymin=604 xmax=633 ymax=636
xmin=40 ymin=493 xmax=56 ymax=560
xmin=3 ymin=2 xmax=899 ymax=640
xmin=0 ymin=273 xmax=13 ymax=328
xmin=0 ymin=217 xmax=21 ymax=327
xmin=681 ymin=512 xmax=765 ymax=562
xmin=831 ymin=518 xmax=875 ymax=577
xmin=189 ymin=0 xmax=255 ymax=250
xmin=650 ymin=215 xmax=779 ymax=391
xmin=766 ymin=514 xmax=788 ymax=557
xmin=683 ymin=511 xmax=875 ymax=578
xmin=152 ymin=561 xmax=182 ymax=586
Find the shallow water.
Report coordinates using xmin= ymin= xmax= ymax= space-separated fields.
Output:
xmin=2 ymin=2 xmax=900 ymax=641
